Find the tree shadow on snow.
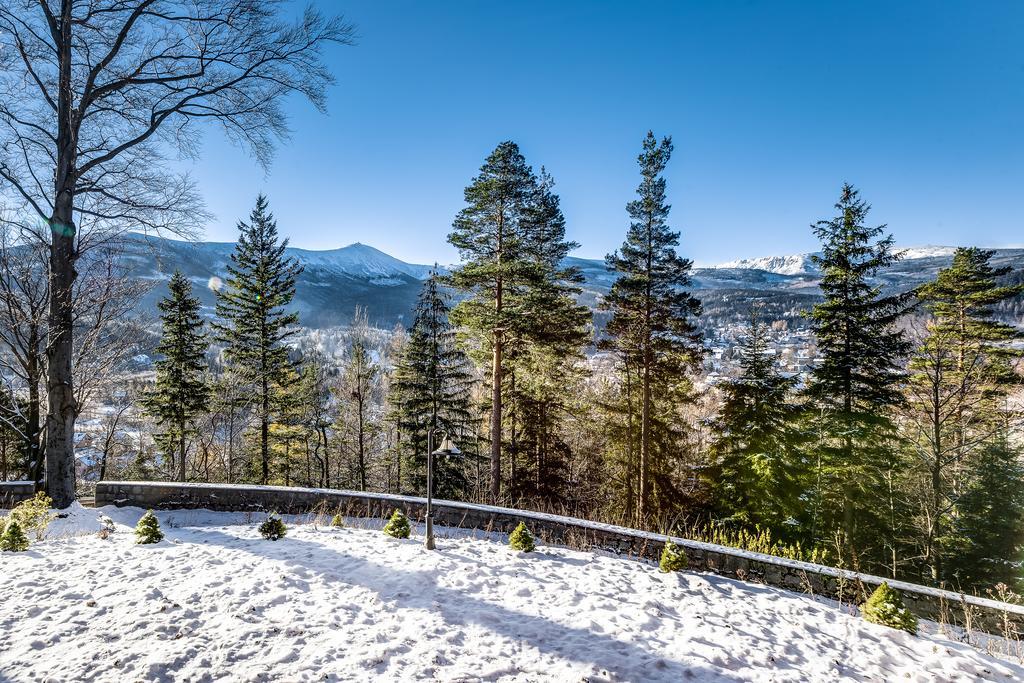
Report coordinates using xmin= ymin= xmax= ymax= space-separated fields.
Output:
xmin=183 ymin=525 xmax=746 ymax=682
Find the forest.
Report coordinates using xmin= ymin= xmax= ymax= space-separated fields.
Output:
xmin=3 ymin=132 xmax=1022 ymax=601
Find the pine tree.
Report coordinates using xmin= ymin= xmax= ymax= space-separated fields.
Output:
xmin=268 ymin=366 xmax=308 ymax=486
xmin=448 ymin=143 xmax=588 ymax=503
xmin=508 ymin=521 xmax=536 ymax=552
xmin=214 ymin=196 xmax=303 ymax=484
xmin=0 ymin=517 xmax=29 ymax=552
xmin=142 ymin=271 xmax=210 ymax=482
xmin=861 ymin=582 xmax=918 ymax=634
xmin=383 ymin=508 xmax=410 ymax=539
xmin=391 ymin=273 xmax=476 ymax=498
xmin=709 ymin=309 xmax=805 ymax=534
xmin=134 ymin=510 xmax=164 ymax=544
xmin=259 ymin=513 xmax=288 ymax=540
xmin=600 ymin=132 xmax=703 ymax=526
xmin=906 ymin=247 xmax=1023 ymax=585
xmin=659 ymin=540 xmax=688 ymax=572
xmin=0 ymin=385 xmax=28 ymax=481
xmin=333 ymin=312 xmax=380 ymax=491
xmin=503 ymin=170 xmax=591 ymax=509
xmin=946 ymin=422 xmax=1024 ymax=592
xmin=804 ymin=184 xmax=911 ymax=564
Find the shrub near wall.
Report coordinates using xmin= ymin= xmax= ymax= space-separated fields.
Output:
xmin=95 ymin=481 xmax=1024 ymax=634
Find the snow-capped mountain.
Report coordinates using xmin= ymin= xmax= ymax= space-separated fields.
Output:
xmin=119 ymin=233 xmax=439 ymax=328
xmin=108 ymin=235 xmax=1023 ymax=329
xmin=894 ymin=245 xmax=959 ymax=260
xmin=291 ymin=242 xmax=437 ymax=283
xmin=712 ymin=253 xmax=822 ymax=276
xmin=712 ymin=246 xmax=962 ymax=277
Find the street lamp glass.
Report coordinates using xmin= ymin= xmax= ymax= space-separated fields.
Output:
xmin=433 ymin=435 xmax=461 ymax=456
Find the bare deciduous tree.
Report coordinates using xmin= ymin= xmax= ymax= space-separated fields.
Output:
xmin=0 ymin=0 xmax=354 ymax=505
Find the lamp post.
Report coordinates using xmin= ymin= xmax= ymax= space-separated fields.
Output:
xmin=426 ymin=429 xmax=460 ymax=550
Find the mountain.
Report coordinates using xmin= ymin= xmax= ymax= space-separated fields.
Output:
xmin=710 ymin=246 xmax=961 ymax=277
xmin=114 ymin=235 xmax=1024 ymax=330
xmin=712 ymin=253 xmax=822 ymax=276
xmin=120 ymin=233 xmax=438 ymax=329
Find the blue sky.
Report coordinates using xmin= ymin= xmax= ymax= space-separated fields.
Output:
xmin=185 ymin=1 xmax=1024 ymax=265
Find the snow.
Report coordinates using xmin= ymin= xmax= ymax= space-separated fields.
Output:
xmin=711 ymin=246 xmax=959 ymax=276
xmin=292 ymin=242 xmax=436 ymax=281
xmin=713 ymin=253 xmax=822 ymax=276
xmin=2 ymin=505 xmax=1021 ymax=682
xmin=895 ymin=245 xmax=959 ymax=260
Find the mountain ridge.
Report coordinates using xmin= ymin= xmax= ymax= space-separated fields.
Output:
xmin=114 ymin=234 xmax=1024 ymax=328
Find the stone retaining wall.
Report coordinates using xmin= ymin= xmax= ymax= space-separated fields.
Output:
xmin=95 ymin=480 xmax=1024 ymax=634
xmin=0 ymin=481 xmax=37 ymax=508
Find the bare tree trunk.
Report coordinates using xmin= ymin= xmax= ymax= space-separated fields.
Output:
xmin=357 ymin=389 xmax=366 ymax=491
xmin=639 ymin=360 xmax=650 ymax=526
xmin=28 ymin=366 xmax=42 ymax=484
xmin=45 ymin=1 xmax=80 ymax=508
xmin=178 ymin=418 xmax=187 ymax=482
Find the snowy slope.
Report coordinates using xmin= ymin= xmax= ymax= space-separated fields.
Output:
xmin=712 ymin=253 xmax=822 ymax=276
xmin=2 ymin=506 xmax=1021 ymax=682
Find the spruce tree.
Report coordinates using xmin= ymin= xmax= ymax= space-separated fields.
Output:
xmin=600 ymin=132 xmax=703 ymax=526
xmin=142 ymin=271 xmax=210 ymax=482
xmin=135 ymin=510 xmax=164 ymax=544
xmin=0 ymin=518 xmax=29 ymax=552
xmin=804 ymin=184 xmax=911 ymax=562
xmin=214 ymin=196 xmax=303 ymax=484
xmin=907 ymin=247 xmax=1023 ymax=585
xmin=947 ymin=422 xmax=1024 ymax=592
xmin=448 ymin=142 xmax=588 ymax=503
xmin=391 ymin=273 xmax=476 ymax=498
xmin=709 ymin=309 xmax=804 ymax=534
xmin=503 ymin=170 xmax=590 ymax=508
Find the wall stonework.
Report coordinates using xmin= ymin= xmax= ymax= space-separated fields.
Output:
xmin=0 ymin=481 xmax=37 ymax=508
xmin=95 ymin=481 xmax=1024 ymax=633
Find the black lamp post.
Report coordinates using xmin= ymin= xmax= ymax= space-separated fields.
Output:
xmin=425 ymin=430 xmax=460 ymax=550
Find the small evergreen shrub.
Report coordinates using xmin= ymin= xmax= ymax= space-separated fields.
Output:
xmin=330 ymin=513 xmax=345 ymax=528
xmin=861 ymin=582 xmax=918 ymax=635
xmin=382 ymin=509 xmax=410 ymax=539
xmin=259 ymin=514 xmax=287 ymax=541
xmin=659 ymin=540 xmax=688 ymax=572
xmin=10 ymin=492 xmax=56 ymax=541
xmin=97 ymin=515 xmax=116 ymax=540
xmin=508 ymin=522 xmax=536 ymax=552
xmin=0 ymin=518 xmax=30 ymax=552
xmin=134 ymin=510 xmax=164 ymax=544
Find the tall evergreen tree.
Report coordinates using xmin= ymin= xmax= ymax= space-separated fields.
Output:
xmin=0 ymin=385 xmax=28 ymax=481
xmin=142 ymin=271 xmax=210 ymax=482
xmin=708 ymin=310 xmax=804 ymax=534
xmin=214 ymin=196 xmax=303 ymax=484
xmin=946 ymin=418 xmax=1024 ymax=592
xmin=391 ymin=273 xmax=476 ymax=498
xmin=906 ymin=247 xmax=1023 ymax=584
xmin=333 ymin=312 xmax=380 ymax=491
xmin=804 ymin=184 xmax=911 ymax=563
xmin=600 ymin=132 xmax=703 ymax=526
xmin=448 ymin=142 xmax=586 ymax=503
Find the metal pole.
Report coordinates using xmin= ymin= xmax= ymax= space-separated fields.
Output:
xmin=426 ymin=429 xmax=435 ymax=550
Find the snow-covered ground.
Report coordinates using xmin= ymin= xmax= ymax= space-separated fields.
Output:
xmin=2 ymin=505 xmax=1022 ymax=682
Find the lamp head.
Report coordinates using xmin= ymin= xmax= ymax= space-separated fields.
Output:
xmin=433 ymin=434 xmax=461 ymax=456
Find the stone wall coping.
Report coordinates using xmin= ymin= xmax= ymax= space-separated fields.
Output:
xmin=97 ymin=480 xmax=1024 ymax=618
xmin=0 ymin=481 xmax=35 ymax=489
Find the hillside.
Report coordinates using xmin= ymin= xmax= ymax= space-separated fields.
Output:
xmin=1 ymin=505 xmax=1020 ymax=681
xmin=115 ymin=234 xmax=1024 ymax=329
